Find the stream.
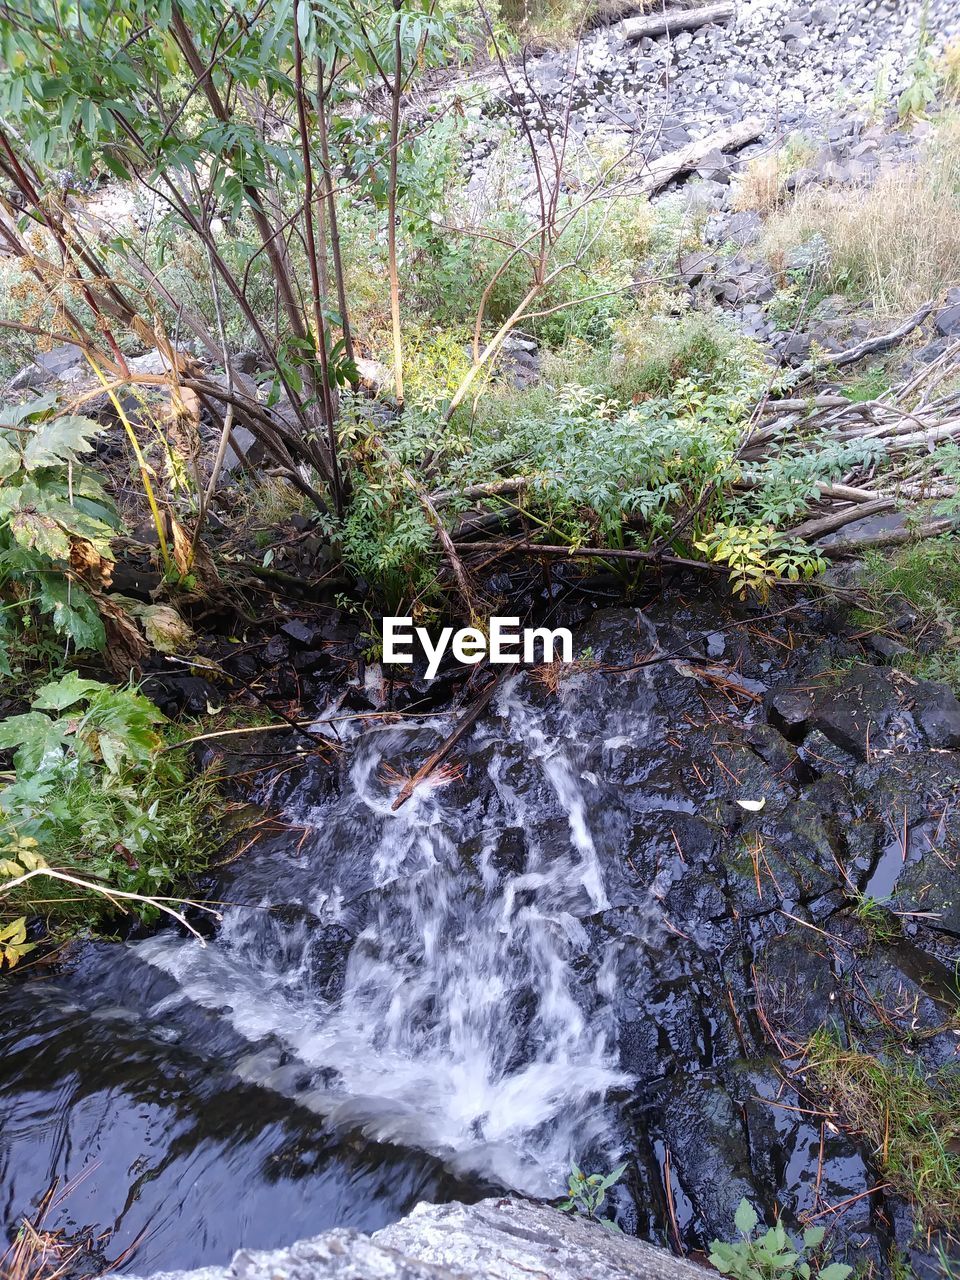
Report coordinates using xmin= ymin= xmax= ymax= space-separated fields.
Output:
xmin=2 ymin=592 xmax=959 ymax=1276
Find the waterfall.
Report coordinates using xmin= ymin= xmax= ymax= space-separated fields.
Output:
xmin=137 ymin=674 xmax=645 ymax=1195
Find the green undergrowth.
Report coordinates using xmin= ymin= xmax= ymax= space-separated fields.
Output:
xmin=0 ymin=672 xmax=222 ymax=954
xmin=805 ymin=1029 xmax=960 ymax=1229
xmin=855 ymin=536 xmax=960 ymax=690
xmin=336 ymin=309 xmax=888 ymax=612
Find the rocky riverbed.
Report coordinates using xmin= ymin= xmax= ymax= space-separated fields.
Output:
xmin=3 ymin=580 xmax=959 ymax=1277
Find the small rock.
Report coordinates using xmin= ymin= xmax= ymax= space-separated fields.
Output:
xmin=281 ymin=618 xmax=317 ymax=646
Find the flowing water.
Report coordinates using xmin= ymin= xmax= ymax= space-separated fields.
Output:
xmin=6 ymin=599 xmax=934 ymax=1273
xmin=137 ymin=676 xmax=642 ymax=1196
xmin=0 ymin=647 xmax=662 ymax=1272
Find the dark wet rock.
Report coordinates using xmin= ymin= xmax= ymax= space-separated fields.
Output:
xmin=141 ymin=672 xmax=220 ymax=716
xmin=745 ymin=722 xmax=800 ymax=775
xmin=281 ymin=618 xmax=319 ymax=647
xmin=705 ymin=631 xmax=726 ymax=659
xmin=650 ymin=1076 xmax=754 ymax=1241
xmin=765 ymin=685 xmax=817 ymax=741
xmin=909 ymin=679 xmax=960 ymax=749
xmin=894 ymin=851 xmax=960 ymax=938
xmin=763 ymin=666 xmax=943 ymax=759
xmin=797 ymin=727 xmax=859 ymax=775
xmin=757 ymin=928 xmax=838 ymax=1039
xmin=264 ymin=635 xmax=290 ymax=664
xmin=863 ymin=631 xmax=908 ymax=661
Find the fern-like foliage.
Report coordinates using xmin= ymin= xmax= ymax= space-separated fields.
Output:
xmin=0 ymin=395 xmax=119 ymax=671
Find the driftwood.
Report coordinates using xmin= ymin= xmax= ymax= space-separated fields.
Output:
xmin=454 ymin=540 xmax=746 ymax=576
xmin=622 ymin=2 xmax=734 ymax=41
xmin=638 ymin=117 xmax=763 ymax=194
xmin=789 ymin=497 xmax=897 ymax=540
xmin=793 ymin=301 xmax=935 ymax=384
xmin=820 ymin=517 xmax=959 ymax=558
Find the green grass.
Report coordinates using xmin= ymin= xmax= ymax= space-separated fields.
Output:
xmin=862 ymin=538 xmax=960 ymax=614
xmin=852 ymin=894 xmax=901 ymax=944
xmin=842 ymin=364 xmax=891 ymax=403
xmin=806 ymin=1030 xmax=960 ymax=1228
xmin=856 ymin=537 xmax=960 ymax=690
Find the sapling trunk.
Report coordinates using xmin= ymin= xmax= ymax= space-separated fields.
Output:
xmin=387 ymin=0 xmax=405 ymax=406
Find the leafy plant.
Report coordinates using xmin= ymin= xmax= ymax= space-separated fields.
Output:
xmin=695 ymin=525 xmax=825 ymax=600
xmin=898 ymin=6 xmax=939 ymax=121
xmin=557 ymin=1160 xmax=626 ymax=1230
xmin=0 ymin=673 xmax=220 ymax=932
xmin=710 ymin=1199 xmax=851 ymax=1280
xmin=0 ymin=915 xmax=35 ymax=969
xmin=0 ymin=395 xmax=118 ymax=671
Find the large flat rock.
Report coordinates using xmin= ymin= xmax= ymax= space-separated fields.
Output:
xmin=122 ymin=1198 xmax=711 ymax=1280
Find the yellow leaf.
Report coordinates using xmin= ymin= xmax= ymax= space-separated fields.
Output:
xmin=17 ymin=850 xmax=48 ymax=871
xmin=0 ymin=917 xmax=27 ymax=945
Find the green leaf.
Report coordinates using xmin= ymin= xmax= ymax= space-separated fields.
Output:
xmin=0 ymin=435 xmax=21 ymax=479
xmin=32 ymin=670 xmax=106 ymax=711
xmin=0 ymin=393 xmax=59 ymax=428
xmin=38 ymin=578 xmax=106 ymax=652
xmin=0 ymin=711 xmax=68 ymax=773
xmin=22 ymin=414 xmax=102 ymax=469
xmin=803 ymin=1226 xmax=825 ymax=1249
xmin=9 ymin=509 xmax=71 ymax=559
xmin=817 ymin=1266 xmax=852 ymax=1280
xmin=734 ymin=1198 xmax=759 ymax=1237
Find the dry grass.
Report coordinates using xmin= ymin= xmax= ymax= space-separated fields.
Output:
xmin=941 ymin=39 xmax=960 ymax=101
xmin=731 ymin=137 xmax=816 ymax=215
xmin=498 ymin=0 xmax=654 ymax=44
xmin=761 ymin=114 xmax=960 ymax=315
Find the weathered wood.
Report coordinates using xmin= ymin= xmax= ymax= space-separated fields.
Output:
xmin=454 ymin=539 xmax=747 ymax=577
xmin=638 ymin=117 xmax=763 ymax=194
xmin=622 ymin=2 xmax=733 ymax=41
xmin=789 ymin=497 xmax=898 ymax=540
xmin=793 ymin=301 xmax=935 ymax=383
xmin=820 ymin=517 xmax=959 ymax=558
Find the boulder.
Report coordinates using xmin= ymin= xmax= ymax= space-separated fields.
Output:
xmin=765 ymin=666 xmax=960 ymax=759
xmin=934 ymin=304 xmax=960 ymax=337
xmin=119 ymin=1199 xmax=712 ymax=1280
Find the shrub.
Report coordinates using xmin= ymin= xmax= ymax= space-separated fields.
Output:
xmin=0 ymin=672 xmax=220 ymax=939
xmin=0 ymin=394 xmax=119 ymax=672
xmin=710 ymin=1199 xmax=851 ymax=1280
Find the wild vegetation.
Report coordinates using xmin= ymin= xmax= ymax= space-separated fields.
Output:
xmin=0 ymin=0 xmax=957 ymax=950
xmin=0 ymin=26 xmax=959 ymax=1277
xmin=804 ymin=1031 xmax=960 ymax=1231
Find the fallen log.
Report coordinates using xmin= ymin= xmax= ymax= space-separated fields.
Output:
xmin=793 ymin=301 xmax=935 ymax=383
xmin=638 ymin=117 xmax=763 ymax=193
xmin=788 ymin=497 xmax=898 ymax=541
xmin=622 ymin=2 xmax=734 ymax=41
xmin=454 ymin=539 xmax=746 ymax=577
xmin=820 ymin=517 xmax=959 ymax=558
